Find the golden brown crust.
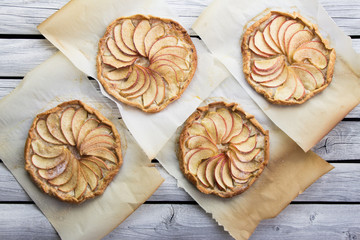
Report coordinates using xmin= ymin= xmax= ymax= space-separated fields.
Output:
xmin=97 ymin=15 xmax=197 ymax=113
xmin=178 ymin=101 xmax=269 ymax=198
xmin=24 ymin=100 xmax=123 ymax=204
xmin=241 ymin=10 xmax=336 ymax=105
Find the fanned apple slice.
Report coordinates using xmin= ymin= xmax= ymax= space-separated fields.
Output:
xmin=185 ymin=135 xmax=217 ymax=152
xmin=133 ymin=20 xmax=151 ymax=56
xmin=117 ymin=67 xmax=138 ymax=91
xmin=187 ymin=122 xmax=211 ymax=139
xmin=144 ymin=25 xmax=165 ymax=56
xmin=229 ymin=156 xmax=252 ymax=180
xmin=260 ymin=65 xmax=288 ymax=88
xmin=253 ymin=31 xmax=277 ymax=56
xmin=201 ymin=117 xmax=217 ymax=143
xmin=38 ymin=158 xmax=68 ymax=180
xmin=81 ymin=159 xmax=102 ymax=178
xmin=290 ymin=65 xmax=317 ymax=90
xmin=104 ymin=66 xmax=132 ymax=81
xmin=83 ymin=147 xmax=118 ymax=164
xmin=223 ymin=112 xmax=243 ymax=143
xmin=148 ymin=36 xmax=178 ymax=60
xmin=106 ymin=38 xmax=137 ymax=63
xmin=294 ymin=63 xmax=325 ymax=87
xmin=297 ymin=41 xmax=328 ymax=55
xmin=46 ymin=113 xmax=67 ymax=144
xmin=231 ymin=148 xmax=261 ymax=163
xmin=121 ymin=19 xmax=137 ymax=52
xmin=152 ymin=71 xmax=166 ymax=105
xmin=102 ymin=55 xmax=136 ymax=69
xmin=113 ymin=24 xmax=137 ymax=56
xmin=124 ymin=67 xmax=151 ymax=99
xmin=277 ymin=20 xmax=296 ymax=53
xmin=36 ymin=119 xmax=62 ymax=145
xmin=251 ymin=63 xmax=284 ymax=83
xmin=263 ymin=23 xmax=281 ymax=53
xmin=80 ymin=163 xmax=98 ymax=191
xmin=269 ymin=16 xmax=287 ymax=46
xmin=206 ymin=112 xmax=226 ymax=144
xmin=142 ymin=70 xmax=158 ymax=108
xmin=60 ymin=108 xmax=76 ymax=146
xmin=293 ymin=47 xmax=328 ymax=69
xmin=205 ymin=155 xmax=223 ymax=188
xmin=231 ymin=135 xmax=257 ymax=154
xmin=152 ymin=46 xmax=188 ymax=61
xmin=221 ymin=160 xmax=234 ymax=189
xmin=217 ymin=108 xmax=233 ymax=142
xmin=232 ymin=155 xmax=261 ymax=173
xmin=81 ymin=141 xmax=115 ymax=156
xmin=31 ymin=152 xmax=66 ymax=170
xmin=214 ymin=158 xmax=226 ymax=190
xmin=186 ymin=148 xmax=214 ymax=174
xmin=283 ymin=22 xmax=304 ymax=53
xmin=58 ymin=158 xmax=79 ymax=193
xmin=120 ymin=67 xmax=146 ymax=96
xmin=292 ymin=74 xmax=306 ymax=100
xmin=197 ymin=159 xmax=210 ymax=187
xmin=84 ymin=156 xmax=109 ymax=170
xmin=230 ymin=124 xmax=250 ymax=144
xmin=77 ymin=118 xmax=99 ymax=146
xmin=249 ymin=35 xmax=270 ymax=58
xmin=31 ymin=140 xmax=64 ymax=158
xmin=152 ymin=63 xmax=178 ymax=84
xmin=83 ymin=126 xmax=112 ymax=143
xmin=48 ymin=155 xmax=74 ymax=186
xmin=150 ymin=59 xmax=185 ymax=82
xmin=74 ymin=166 xmax=87 ymax=199
xmin=152 ymin=54 xmax=189 ymax=70
xmin=253 ymin=56 xmax=282 ymax=72
xmin=287 ymin=30 xmax=313 ymax=61
xmin=274 ymin=68 xmax=297 ymax=101
xmin=80 ymin=135 xmax=115 ymax=153
xmin=71 ymin=108 xmax=87 ymax=142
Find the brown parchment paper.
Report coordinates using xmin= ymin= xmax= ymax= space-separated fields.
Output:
xmin=37 ymin=0 xmax=229 ymax=159
xmin=0 ymin=52 xmax=164 ymax=240
xmin=192 ymin=0 xmax=360 ymax=152
xmin=156 ymin=75 xmax=334 ymax=240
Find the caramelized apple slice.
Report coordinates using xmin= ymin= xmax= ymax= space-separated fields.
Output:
xmin=253 ymin=31 xmax=276 ymax=56
xmin=217 ymin=108 xmax=233 ymax=142
xmin=269 ymin=16 xmax=287 ymax=46
xmin=81 ymin=159 xmax=102 ymax=178
xmin=230 ymin=124 xmax=249 ymax=144
xmin=197 ymin=159 xmax=210 ymax=187
xmin=283 ymin=22 xmax=304 ymax=53
xmin=231 ymin=135 xmax=257 ymax=154
xmin=31 ymin=152 xmax=67 ymax=170
xmin=223 ymin=112 xmax=243 ymax=143
xmin=83 ymin=147 xmax=118 ymax=164
xmin=113 ymin=24 xmax=137 ymax=56
xmin=185 ymin=135 xmax=217 ymax=152
xmin=263 ymin=23 xmax=281 ymax=53
xmin=148 ymin=36 xmax=178 ymax=60
xmin=287 ymin=30 xmax=313 ymax=61
xmin=121 ymin=19 xmax=137 ymax=52
xmin=58 ymin=158 xmax=78 ymax=193
xmin=214 ymin=158 xmax=226 ymax=190
xmin=104 ymin=66 xmax=132 ymax=81
xmin=71 ymin=108 xmax=87 ymax=142
xmin=205 ymin=155 xmax=223 ymax=188
xmin=36 ymin=119 xmax=62 ymax=145
xmin=152 ymin=46 xmax=188 ymax=61
xmin=77 ymin=118 xmax=99 ymax=146
xmin=106 ymin=38 xmax=137 ymax=63
xmin=60 ymin=108 xmax=76 ymax=146
xmin=80 ymin=162 xmax=98 ymax=191
xmin=291 ymin=66 xmax=317 ymax=91
xmin=133 ymin=20 xmax=151 ymax=56
xmin=186 ymin=148 xmax=214 ymax=174
xmin=260 ymin=65 xmax=288 ymax=88
xmin=206 ymin=112 xmax=226 ymax=144
xmin=294 ymin=63 xmax=325 ymax=87
xmin=102 ymin=55 xmax=136 ymax=69
xmin=144 ymin=25 xmax=165 ymax=56
xmin=221 ymin=159 xmax=234 ymax=189
xmin=49 ymin=155 xmax=74 ymax=186
xmin=293 ymin=47 xmax=328 ymax=69
xmin=38 ymin=157 xmax=68 ymax=180
xmin=249 ymin=35 xmax=270 ymax=58
xmin=251 ymin=63 xmax=284 ymax=83
xmin=31 ymin=140 xmax=64 ymax=158
xmin=277 ymin=20 xmax=296 ymax=53
xmin=274 ymin=69 xmax=297 ymax=101
xmin=142 ymin=70 xmax=158 ymax=108
xmin=74 ymin=166 xmax=87 ymax=199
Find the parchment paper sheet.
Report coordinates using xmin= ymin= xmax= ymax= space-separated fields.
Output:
xmin=38 ymin=0 xmax=229 ymax=159
xmin=156 ymin=75 xmax=334 ymax=240
xmin=192 ymin=0 xmax=360 ymax=152
xmin=0 ymin=52 xmax=164 ymax=240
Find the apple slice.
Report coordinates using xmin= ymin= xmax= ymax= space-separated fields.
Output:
xmin=294 ymin=63 xmax=325 ymax=88
xmin=46 ymin=113 xmax=67 ymax=144
xmin=205 ymin=154 xmax=224 ymax=188
xmin=274 ymin=68 xmax=297 ymax=101
xmin=251 ymin=63 xmax=284 ymax=83
xmin=152 ymin=46 xmax=188 ymax=61
xmin=123 ymin=67 xmax=151 ymax=99
xmin=206 ymin=112 xmax=226 ymax=144
xmin=38 ymin=158 xmax=68 ymax=180
xmin=232 ymin=148 xmax=261 ymax=163
xmin=297 ymin=41 xmax=328 ymax=55
xmin=74 ymin=166 xmax=87 ymax=199
xmin=253 ymin=56 xmax=282 ymax=72
xmin=60 ymin=108 xmax=76 ymax=146
xmin=80 ymin=162 xmax=98 ymax=191
xmin=117 ymin=67 xmax=138 ymax=91
xmin=283 ymin=22 xmax=304 ymax=53
xmin=83 ymin=147 xmax=118 ymax=164
xmin=81 ymin=141 xmax=115 ymax=156
xmin=83 ymin=156 xmax=109 ymax=170
xmin=102 ymin=55 xmax=136 ymax=69
xmin=83 ymin=126 xmax=112 ymax=143
xmin=277 ymin=20 xmax=296 ymax=53
xmin=148 ymin=36 xmax=178 ymax=60
xmin=106 ymin=38 xmax=137 ymax=63
xmin=49 ymin=154 xmax=74 ymax=186
xmin=214 ymin=158 xmax=226 ymax=190
xmin=185 ymin=135 xmax=217 ymax=152
xmin=121 ymin=19 xmax=137 ymax=52
xmin=36 ymin=119 xmax=62 ymax=145
xmin=187 ymin=122 xmax=210 ymax=139
xmin=293 ymin=47 xmax=328 ymax=69
xmin=263 ymin=23 xmax=281 ymax=53
xmin=217 ymin=108 xmax=233 ymax=142
xmin=76 ymin=118 xmax=99 ymax=146
xmin=133 ymin=20 xmax=151 ymax=56
xmin=71 ymin=108 xmax=87 ymax=142
xmin=113 ymin=24 xmax=137 ymax=56
xmin=253 ymin=30 xmax=277 ymax=56
xmin=81 ymin=159 xmax=102 ymax=178
xmin=58 ymin=158 xmax=78 ymax=193
xmin=201 ymin=117 xmax=217 ymax=144
xmin=31 ymin=140 xmax=64 ymax=158
xmin=221 ymin=159 xmax=234 ymax=189
xmin=142 ymin=69 xmax=158 ymax=108
xmin=248 ymin=35 xmax=270 ymax=58
xmin=287 ymin=30 xmax=313 ymax=61
xmin=197 ymin=159 xmax=210 ymax=187
xmin=152 ymin=63 xmax=178 ymax=84
xmin=269 ymin=16 xmax=287 ymax=46
xmin=229 ymin=155 xmax=252 ymax=180
xmin=223 ymin=112 xmax=243 ymax=143
xmin=151 ymin=59 xmax=185 ymax=82
xmin=260 ymin=65 xmax=288 ymax=88
xmin=231 ymin=155 xmax=261 ymax=173
xmin=152 ymin=71 xmax=166 ymax=105
xmin=80 ymin=135 xmax=115 ymax=153
xmin=186 ymin=148 xmax=214 ymax=175
xmin=231 ymin=135 xmax=257 ymax=154
xmin=144 ymin=25 xmax=165 ymax=56
xmin=230 ymin=123 xmax=250 ymax=144
xmin=119 ymin=66 xmax=146 ymax=95
xmin=152 ymin=54 xmax=188 ymax=70
xmin=292 ymin=74 xmax=306 ymax=100
xmin=31 ymin=152 xmax=66 ymax=170
xmin=290 ymin=65 xmax=317 ymax=90
xmin=104 ymin=66 xmax=132 ymax=81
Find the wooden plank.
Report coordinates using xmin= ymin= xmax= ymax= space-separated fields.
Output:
xmin=1 ymin=162 xmax=360 ymax=203
xmin=0 ymin=203 xmax=359 ymax=239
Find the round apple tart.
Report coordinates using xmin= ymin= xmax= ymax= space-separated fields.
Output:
xmin=24 ymin=100 xmax=122 ymax=203
xmin=242 ymin=11 xmax=336 ymax=105
xmin=97 ymin=15 xmax=197 ymax=113
xmin=178 ymin=102 xmax=269 ymax=198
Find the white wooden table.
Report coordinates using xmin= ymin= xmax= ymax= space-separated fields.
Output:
xmin=0 ymin=0 xmax=360 ymax=239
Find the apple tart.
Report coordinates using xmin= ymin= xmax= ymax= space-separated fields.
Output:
xmin=178 ymin=102 xmax=269 ymax=198
xmin=242 ymin=11 xmax=336 ymax=105
xmin=97 ymin=15 xmax=197 ymax=113
xmin=24 ymin=100 xmax=122 ymax=203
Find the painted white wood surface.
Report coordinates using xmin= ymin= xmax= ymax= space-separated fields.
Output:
xmin=0 ymin=0 xmax=360 ymax=239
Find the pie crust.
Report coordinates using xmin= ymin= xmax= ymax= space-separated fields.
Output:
xmin=178 ymin=102 xmax=269 ymax=198
xmin=97 ymin=15 xmax=197 ymax=113
xmin=242 ymin=11 xmax=336 ymax=105
xmin=24 ymin=100 xmax=122 ymax=203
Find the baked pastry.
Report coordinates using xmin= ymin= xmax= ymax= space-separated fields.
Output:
xmin=178 ymin=102 xmax=269 ymax=198
xmin=24 ymin=100 xmax=122 ymax=203
xmin=97 ymin=15 xmax=197 ymax=113
xmin=242 ymin=11 xmax=336 ymax=105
